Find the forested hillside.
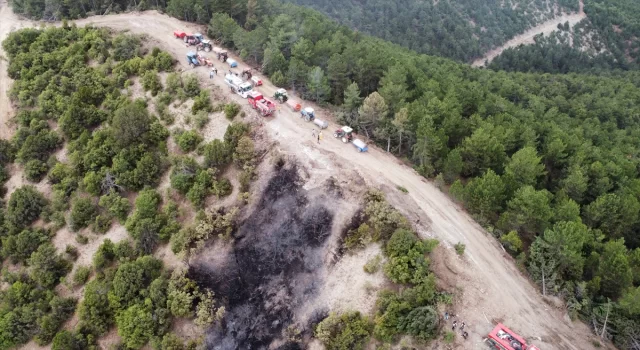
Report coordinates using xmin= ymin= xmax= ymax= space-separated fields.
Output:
xmin=489 ymin=0 xmax=640 ymax=73
xmin=0 ymin=25 xmax=256 ymax=348
xmin=205 ymin=1 xmax=640 ymax=347
xmin=8 ymin=0 xmax=579 ymax=63
xmin=281 ymin=0 xmax=581 ymax=62
xmin=5 ymin=0 xmax=640 ymax=347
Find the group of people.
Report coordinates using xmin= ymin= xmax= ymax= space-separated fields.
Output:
xmin=209 ymin=67 xmax=218 ymax=78
xmin=445 ymin=312 xmax=469 ymax=340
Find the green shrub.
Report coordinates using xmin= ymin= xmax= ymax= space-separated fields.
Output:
xmin=6 ymin=185 xmax=47 ymax=232
xmin=142 ymin=69 xmax=162 ymax=96
xmin=24 ymin=159 xmax=48 ymax=182
xmin=75 ymin=234 xmax=88 ymax=244
xmin=224 ymin=103 xmax=240 ymax=120
xmin=165 ymin=72 xmax=182 ymax=94
xmin=444 ymin=331 xmax=455 ymax=343
xmin=175 ymin=129 xmax=203 ymax=153
xmin=212 ymin=178 xmax=232 ymax=198
xmin=113 ymin=34 xmax=141 ymax=61
xmin=99 ymin=192 xmax=131 ymax=224
xmin=93 ymin=214 xmax=112 ymax=234
xmin=28 ymin=243 xmax=71 ymax=288
xmin=203 ymin=139 xmax=231 ymax=167
xmin=73 ymin=266 xmax=91 ymax=286
xmin=194 ymin=111 xmax=210 ymax=129
xmin=384 ymin=229 xmax=432 ymax=284
xmin=399 ymin=306 xmax=438 ymax=341
xmin=192 ymin=90 xmax=212 ymax=114
xmin=70 ymin=197 xmax=97 ymax=231
xmin=65 ymin=245 xmax=79 ymax=261
xmin=363 ymin=255 xmax=382 ymax=274
xmin=396 ymin=185 xmax=408 ymax=193
xmin=454 ymin=242 xmax=465 ymax=255
xmin=233 ymin=136 xmax=255 ymax=166
xmin=1 ymin=227 xmax=50 ymax=263
xmin=155 ymin=51 xmax=174 ymax=71
xmin=183 ymin=74 xmax=200 ymax=97
xmin=315 ymin=312 xmax=372 ymax=350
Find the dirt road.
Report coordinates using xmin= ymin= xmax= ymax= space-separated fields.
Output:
xmin=0 ymin=5 xmax=599 ymax=349
xmin=0 ymin=0 xmax=31 ymax=139
xmin=472 ymin=0 xmax=587 ymax=67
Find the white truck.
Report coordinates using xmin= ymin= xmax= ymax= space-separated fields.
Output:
xmin=225 ymin=74 xmax=253 ymax=98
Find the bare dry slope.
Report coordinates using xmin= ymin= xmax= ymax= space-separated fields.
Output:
xmin=472 ymin=0 xmax=587 ymax=67
xmin=0 ymin=0 xmax=34 ymax=139
xmin=0 ymin=7 xmax=600 ymax=350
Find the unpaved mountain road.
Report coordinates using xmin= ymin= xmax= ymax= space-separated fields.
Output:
xmin=472 ymin=0 xmax=587 ymax=67
xmin=0 ymin=4 xmax=600 ymax=349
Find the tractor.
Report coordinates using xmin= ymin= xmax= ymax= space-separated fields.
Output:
xmin=301 ymin=107 xmax=315 ymax=121
xmin=334 ymin=126 xmax=354 ymax=143
xmin=274 ymin=88 xmax=288 ymax=103
xmin=185 ymin=33 xmax=204 ymax=46
xmin=173 ymin=31 xmax=187 ymax=39
xmin=186 ymin=52 xmax=200 ymax=68
xmin=247 ymin=91 xmax=276 ymax=117
xmin=196 ymin=53 xmax=213 ymax=67
xmin=213 ymin=47 xmax=228 ymax=62
xmin=197 ymin=39 xmax=213 ymax=52
xmin=485 ymin=324 xmax=541 ymax=350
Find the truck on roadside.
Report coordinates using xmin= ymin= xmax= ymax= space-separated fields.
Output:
xmin=224 ymin=74 xmax=253 ymax=98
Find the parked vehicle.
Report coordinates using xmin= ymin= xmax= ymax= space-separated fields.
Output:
xmin=213 ymin=47 xmax=228 ymax=62
xmin=184 ymin=33 xmax=203 ymax=46
xmin=227 ymin=58 xmax=238 ymax=68
xmin=313 ymin=118 xmax=328 ymax=129
xmin=197 ymin=40 xmax=212 ymax=52
xmin=186 ymin=52 xmax=199 ymax=68
xmin=251 ymin=76 xmax=263 ymax=86
xmin=196 ymin=53 xmax=214 ymax=67
xmin=247 ymin=91 xmax=276 ymax=117
xmin=274 ymin=88 xmax=288 ymax=103
xmin=224 ymin=73 xmax=253 ymax=98
xmin=286 ymin=99 xmax=301 ymax=112
xmin=334 ymin=126 xmax=354 ymax=143
xmin=353 ymin=139 xmax=368 ymax=152
xmin=486 ymin=324 xmax=541 ymax=350
xmin=173 ymin=31 xmax=187 ymax=39
xmin=300 ymin=107 xmax=315 ymax=121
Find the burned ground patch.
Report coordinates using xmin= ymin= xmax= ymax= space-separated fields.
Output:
xmin=188 ymin=164 xmax=337 ymax=349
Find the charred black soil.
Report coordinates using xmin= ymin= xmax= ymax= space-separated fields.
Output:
xmin=188 ymin=164 xmax=341 ymax=349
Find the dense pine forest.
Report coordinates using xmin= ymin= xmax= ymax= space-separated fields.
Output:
xmin=4 ymin=0 xmax=640 ymax=347
xmin=489 ymin=0 xmax=640 ymax=73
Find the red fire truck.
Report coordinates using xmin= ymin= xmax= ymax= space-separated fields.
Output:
xmin=486 ymin=324 xmax=541 ymax=350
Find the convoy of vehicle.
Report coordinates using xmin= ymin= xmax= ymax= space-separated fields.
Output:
xmin=175 ymin=29 xmax=368 ymax=152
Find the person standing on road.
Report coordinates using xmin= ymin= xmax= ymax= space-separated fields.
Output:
xmin=318 ymin=131 xmax=323 ymax=144
xmin=452 ymin=320 xmax=457 ymax=331
xmin=312 ymin=129 xmax=316 ymax=138
xmin=209 ymin=69 xmax=214 ymax=79
xmin=460 ymin=321 xmax=466 ymax=331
